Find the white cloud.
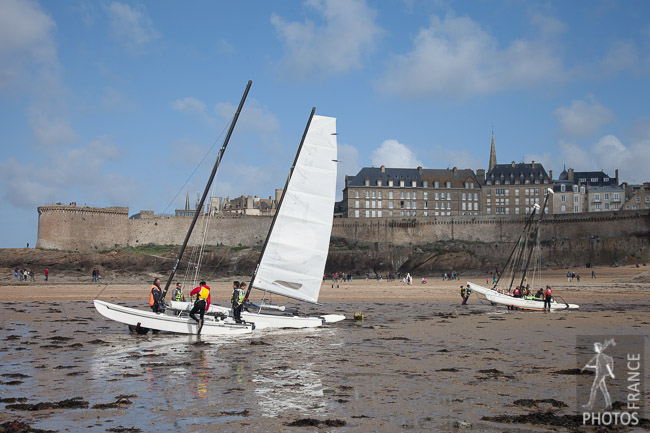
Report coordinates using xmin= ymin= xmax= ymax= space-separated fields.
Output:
xmin=0 ymin=137 xmax=131 ymax=210
xmin=172 ymin=97 xmax=207 ymax=115
xmin=371 ymin=139 xmax=422 ymax=168
xmin=336 ymin=142 xmax=359 ymax=200
xmin=598 ymin=40 xmax=640 ymax=75
xmin=429 ymin=146 xmax=483 ymax=171
xmin=0 ymin=0 xmax=57 ymax=91
xmin=377 ymin=13 xmax=565 ymax=99
xmin=558 ymin=134 xmax=650 ymax=184
xmin=271 ymin=0 xmax=383 ymax=78
xmin=28 ymin=105 xmax=78 ymax=148
xmin=214 ymin=100 xmax=279 ymax=135
xmin=553 ymin=96 xmax=614 ymax=138
xmin=106 ymin=2 xmax=160 ymax=52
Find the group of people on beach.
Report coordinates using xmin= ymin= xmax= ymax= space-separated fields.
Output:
xmin=14 ymin=268 xmax=47 ymax=282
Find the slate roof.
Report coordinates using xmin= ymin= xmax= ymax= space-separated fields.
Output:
xmin=346 ymin=167 xmax=479 ymax=188
xmin=486 ymin=162 xmax=550 ymax=183
xmin=572 ymin=171 xmax=617 ymax=186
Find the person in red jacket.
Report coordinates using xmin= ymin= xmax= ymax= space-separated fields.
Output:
xmin=189 ymin=281 xmax=211 ymax=334
xmin=544 ymin=285 xmax=553 ymax=310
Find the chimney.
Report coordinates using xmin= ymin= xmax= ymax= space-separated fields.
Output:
xmin=511 ymin=161 xmax=516 ymax=168
xmin=452 ymin=166 xmax=457 ymax=174
xmin=476 ymin=168 xmax=486 ymax=182
xmin=345 ymin=175 xmax=349 ymax=187
xmin=531 ymin=160 xmax=535 ymax=168
xmin=615 ymin=169 xmax=619 ymax=185
xmin=417 ymin=166 xmax=422 ymax=174
xmin=568 ymin=168 xmax=574 ymax=183
xmin=549 ymin=170 xmax=553 ymax=181
xmin=381 ymin=165 xmax=385 ymax=173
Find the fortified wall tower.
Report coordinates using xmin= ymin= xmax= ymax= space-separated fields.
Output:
xmin=37 ymin=205 xmax=130 ymax=251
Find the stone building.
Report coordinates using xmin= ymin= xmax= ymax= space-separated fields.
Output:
xmin=478 ymin=160 xmax=553 ymax=216
xmin=622 ymin=182 xmax=650 ymax=210
xmin=341 ymin=165 xmax=481 ymax=218
xmin=554 ymin=168 xmax=623 ymax=212
xmin=553 ymin=168 xmax=588 ymax=214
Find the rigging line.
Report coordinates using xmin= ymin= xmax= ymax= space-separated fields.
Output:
xmin=159 ymin=116 xmax=234 ymax=217
xmin=93 ymin=283 xmax=110 ymax=301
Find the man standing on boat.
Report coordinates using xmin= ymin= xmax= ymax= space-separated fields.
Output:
xmin=172 ymin=282 xmax=185 ymax=302
xmin=189 ymin=281 xmax=211 ymax=334
xmin=231 ymin=281 xmax=245 ymax=324
xmin=544 ymin=285 xmax=552 ymax=310
xmin=150 ymin=278 xmax=163 ymax=313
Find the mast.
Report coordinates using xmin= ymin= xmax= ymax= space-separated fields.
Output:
xmin=244 ymin=107 xmax=316 ymax=301
xmin=518 ymin=188 xmax=553 ymax=289
xmin=495 ymin=206 xmax=537 ymax=289
xmin=161 ymin=80 xmax=252 ymax=301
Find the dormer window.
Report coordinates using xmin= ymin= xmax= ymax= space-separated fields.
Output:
xmin=377 ymin=179 xmax=382 ymax=187
xmin=411 ymin=180 xmax=417 ymax=187
xmin=364 ymin=179 xmax=370 ymax=186
xmin=399 ymin=179 xmax=405 ymax=187
xmin=388 ymin=179 xmax=393 ymax=187
xmin=423 ymin=181 xmax=428 ymax=188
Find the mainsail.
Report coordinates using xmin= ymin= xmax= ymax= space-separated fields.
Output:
xmin=251 ymin=114 xmax=337 ymax=303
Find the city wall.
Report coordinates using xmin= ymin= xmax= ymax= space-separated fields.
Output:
xmin=36 ymin=206 xmax=649 ymax=267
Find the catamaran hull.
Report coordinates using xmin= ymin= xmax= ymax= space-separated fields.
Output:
xmin=169 ymin=302 xmax=345 ymax=329
xmin=94 ymin=300 xmax=253 ymax=335
xmin=467 ymin=282 xmax=579 ymax=310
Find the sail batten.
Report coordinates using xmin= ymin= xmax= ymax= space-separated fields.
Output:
xmin=253 ymin=115 xmax=337 ymax=303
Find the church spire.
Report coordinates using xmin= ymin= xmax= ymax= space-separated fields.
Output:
xmin=185 ymin=189 xmax=190 ymax=211
xmin=488 ymin=129 xmax=497 ymax=172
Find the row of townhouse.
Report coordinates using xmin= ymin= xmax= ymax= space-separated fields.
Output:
xmin=338 ymin=163 xmax=646 ymax=219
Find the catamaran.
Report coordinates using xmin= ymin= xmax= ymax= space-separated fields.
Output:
xmin=169 ymin=108 xmax=345 ymax=328
xmin=468 ymin=188 xmax=579 ymax=311
xmin=94 ymin=81 xmax=255 ymax=335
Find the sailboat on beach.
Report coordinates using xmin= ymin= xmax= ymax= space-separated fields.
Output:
xmin=468 ymin=188 xmax=579 ymax=311
xmin=169 ymin=108 xmax=345 ymax=328
xmin=94 ymin=81 xmax=255 ymax=335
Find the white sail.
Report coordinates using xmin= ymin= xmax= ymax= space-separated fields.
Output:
xmin=252 ymin=115 xmax=337 ymax=303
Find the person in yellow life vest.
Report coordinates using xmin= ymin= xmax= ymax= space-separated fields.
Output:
xmin=171 ymin=282 xmax=185 ymax=302
xmin=189 ymin=281 xmax=211 ymax=334
xmin=231 ymin=281 xmax=245 ymax=324
xmin=149 ymin=278 xmax=163 ymax=313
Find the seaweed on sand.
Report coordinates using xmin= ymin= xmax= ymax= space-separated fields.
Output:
xmin=6 ymin=397 xmax=89 ymax=411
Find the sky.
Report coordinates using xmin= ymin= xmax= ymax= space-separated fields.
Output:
xmin=1 ymin=0 xmax=650 ymax=248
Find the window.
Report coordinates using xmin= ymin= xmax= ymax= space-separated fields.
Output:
xmin=561 ymin=205 xmax=566 ymax=212
xmin=354 ymin=210 xmax=359 ymax=218
xmin=446 ymin=181 xmax=452 ymax=188
xmin=434 ymin=181 xmax=439 ymax=188
xmin=573 ymin=185 xmax=578 ymax=193
xmin=561 ymin=195 xmax=566 ymax=202
xmin=462 ymin=193 xmax=466 ymax=200
xmin=371 ymin=201 xmax=375 ymax=209
xmin=447 ymin=202 xmax=451 ymax=209
xmin=400 ymin=200 xmax=405 ymax=209
xmin=574 ymin=206 xmax=579 ymax=213
xmin=574 ymin=196 xmax=579 ymax=203
xmin=486 ymin=189 xmax=491 ymax=196
xmin=399 ymin=180 xmax=405 ymax=187
xmin=591 ymin=177 xmax=598 ymax=183
xmin=389 ymin=210 xmax=393 ymax=217
xmin=424 ymin=201 xmax=428 ymax=209
xmin=411 ymin=180 xmax=417 ymax=187
xmin=413 ymin=192 xmax=417 ymax=200
xmin=365 ymin=210 xmax=369 ymax=217
xmin=462 ymin=202 xmax=466 ymax=211
xmin=355 ymin=200 xmax=359 ymax=208
xmin=447 ymin=192 xmax=451 ymax=200
xmin=400 ymin=191 xmax=404 ymax=199
xmin=406 ymin=201 xmax=411 ymax=209
xmin=487 ymin=207 xmax=491 ymax=214
xmin=636 ymin=197 xmax=641 ymax=202
xmin=412 ymin=201 xmax=416 ymax=209
xmin=378 ymin=191 xmax=382 ymax=199
xmin=561 ymin=184 xmax=566 ymax=192
xmin=614 ymin=193 xmax=619 ymax=201
xmin=594 ymin=203 xmax=600 ymax=211
xmin=400 ymin=211 xmax=404 ymax=216
xmin=423 ymin=181 xmax=428 ymax=188
xmin=388 ymin=179 xmax=394 ymax=187
xmin=605 ymin=203 xmax=610 ymax=210
xmin=378 ymin=201 xmax=382 ymax=208
xmin=377 ymin=179 xmax=382 ymax=186
xmin=355 ymin=190 xmax=359 ymax=199
xmin=604 ymin=193 xmax=609 ymax=200
xmin=389 ymin=191 xmax=393 ymax=199
xmin=371 ymin=210 xmax=376 ymax=217
xmin=372 ymin=191 xmax=376 ymax=198
xmin=365 ymin=191 xmax=370 ymax=198
xmin=474 ymin=193 xmax=478 ymax=201
xmin=423 ymin=192 xmax=428 ymax=200
xmin=364 ymin=179 xmax=370 ymax=186
xmin=378 ymin=210 xmax=382 ymax=217
xmin=604 ymin=177 xmax=609 ymax=182
xmin=594 ymin=194 xmax=601 ymax=201
xmin=389 ymin=201 xmax=394 ymax=209
xmin=515 ymin=198 xmax=519 ymax=205
xmin=435 ymin=202 xmax=439 ymax=209
xmin=473 ymin=203 xmax=478 ymax=211
xmin=424 ymin=211 xmax=428 ymax=216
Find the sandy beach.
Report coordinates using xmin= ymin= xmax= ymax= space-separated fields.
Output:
xmin=1 ymin=265 xmax=649 ymax=432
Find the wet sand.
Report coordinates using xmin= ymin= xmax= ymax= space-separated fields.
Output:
xmin=1 ymin=266 xmax=649 ymax=432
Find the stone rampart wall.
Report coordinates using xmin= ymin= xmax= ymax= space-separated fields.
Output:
xmin=36 ymin=205 xmax=649 ymax=261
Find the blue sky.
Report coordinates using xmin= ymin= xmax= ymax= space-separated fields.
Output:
xmin=1 ymin=0 xmax=650 ymax=248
